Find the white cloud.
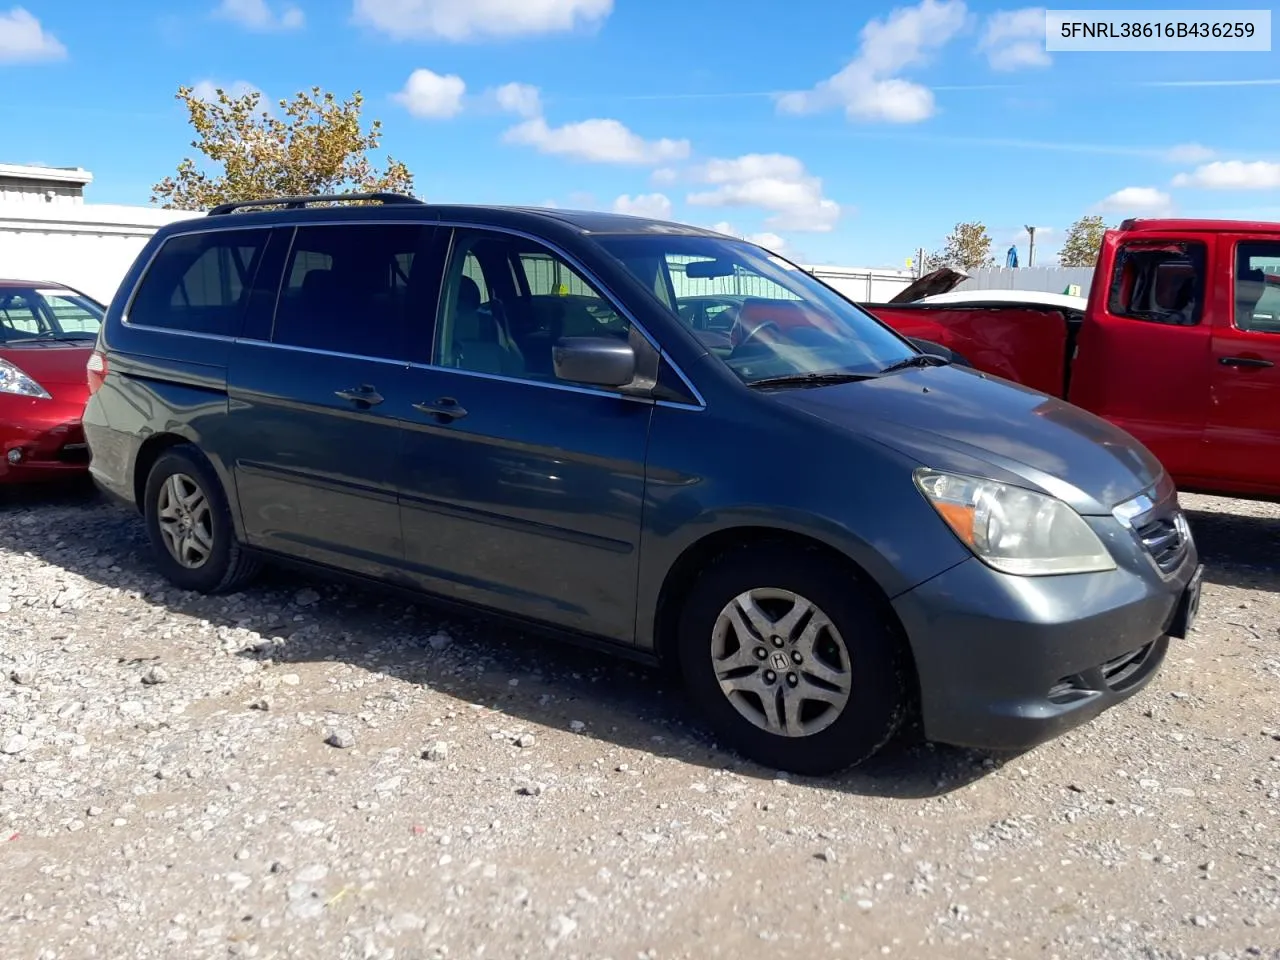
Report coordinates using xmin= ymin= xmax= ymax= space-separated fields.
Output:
xmin=1165 ymin=142 xmax=1215 ymax=164
xmin=979 ymin=8 xmax=1050 ymax=71
xmin=353 ymin=0 xmax=612 ymax=41
xmin=503 ymin=116 xmax=690 ymax=165
xmin=0 ymin=7 xmax=66 ymax=63
xmin=685 ymin=153 xmax=841 ymax=232
xmin=746 ymin=231 xmax=788 ymax=252
xmin=492 ymin=82 xmax=541 ymax=118
xmin=1172 ymin=160 xmax=1280 ymax=190
xmin=650 ymin=167 xmax=679 ymax=186
xmin=700 ymin=222 xmax=789 ymax=253
xmin=611 ymin=193 xmax=673 ymax=219
xmin=776 ymin=0 xmax=967 ymax=123
xmin=1097 ymin=186 xmax=1173 ymax=216
xmin=213 ymin=0 xmax=304 ymax=31
xmin=392 ymin=68 xmax=466 ymax=119
xmin=191 ymin=79 xmax=264 ymax=103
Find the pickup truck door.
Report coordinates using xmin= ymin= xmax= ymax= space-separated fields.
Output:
xmin=1067 ymin=234 xmax=1212 ymax=483
xmin=1202 ymin=233 xmax=1280 ymax=493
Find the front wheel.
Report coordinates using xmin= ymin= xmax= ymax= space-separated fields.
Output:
xmin=143 ymin=446 xmax=261 ymax=594
xmin=676 ymin=545 xmax=910 ymax=775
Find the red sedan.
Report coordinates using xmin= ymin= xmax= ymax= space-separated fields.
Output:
xmin=0 ymin=280 xmax=104 ymax=485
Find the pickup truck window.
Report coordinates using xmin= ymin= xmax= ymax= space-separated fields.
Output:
xmin=1234 ymin=242 xmax=1280 ymax=334
xmin=1107 ymin=241 xmax=1205 ymax=327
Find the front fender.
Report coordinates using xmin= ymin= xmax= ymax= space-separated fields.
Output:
xmin=633 ymin=403 xmax=973 ymax=649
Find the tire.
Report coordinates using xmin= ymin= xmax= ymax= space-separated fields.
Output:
xmin=676 ymin=544 xmax=909 ymax=776
xmin=143 ymin=445 xmax=260 ymax=594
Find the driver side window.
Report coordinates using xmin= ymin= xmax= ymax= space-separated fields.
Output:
xmin=434 ymin=229 xmax=632 ymax=386
xmin=1235 ymin=241 xmax=1280 ymax=334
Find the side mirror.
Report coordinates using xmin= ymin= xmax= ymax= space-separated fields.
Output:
xmin=552 ymin=336 xmax=636 ymax=388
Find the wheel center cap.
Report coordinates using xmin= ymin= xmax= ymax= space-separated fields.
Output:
xmin=769 ymin=651 xmax=790 ymax=671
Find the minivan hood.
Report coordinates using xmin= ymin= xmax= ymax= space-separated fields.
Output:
xmin=772 ymin=365 xmax=1163 ymax=515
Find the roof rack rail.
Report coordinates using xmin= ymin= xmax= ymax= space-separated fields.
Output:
xmin=206 ymin=192 xmax=423 ymax=217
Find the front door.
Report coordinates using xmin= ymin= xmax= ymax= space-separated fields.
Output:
xmin=1068 ymin=234 xmax=1212 ymax=482
xmin=1203 ymin=234 xmax=1280 ymax=493
xmin=229 ymin=222 xmax=438 ymax=578
xmin=397 ymin=227 xmax=651 ymax=642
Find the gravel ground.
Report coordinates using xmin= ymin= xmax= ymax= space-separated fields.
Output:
xmin=1 ymin=483 xmax=1278 ymax=960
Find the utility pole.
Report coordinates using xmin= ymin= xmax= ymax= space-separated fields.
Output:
xmin=1025 ymin=225 xmax=1037 ymax=268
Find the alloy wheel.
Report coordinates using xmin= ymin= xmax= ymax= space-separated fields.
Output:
xmin=156 ymin=472 xmax=214 ymax=570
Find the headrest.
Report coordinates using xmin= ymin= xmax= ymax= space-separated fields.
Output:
xmin=1238 ymin=267 xmax=1267 ymax=298
xmin=301 ymin=269 xmax=337 ymax=299
xmin=457 ymin=275 xmax=481 ymax=312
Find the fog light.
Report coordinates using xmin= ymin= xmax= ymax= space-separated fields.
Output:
xmin=6 ymin=448 xmax=22 ymax=464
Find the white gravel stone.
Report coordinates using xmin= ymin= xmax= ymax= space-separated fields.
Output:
xmin=0 ymin=488 xmax=1276 ymax=959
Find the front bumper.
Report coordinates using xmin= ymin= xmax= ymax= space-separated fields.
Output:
xmin=893 ymin=518 xmax=1199 ymax=753
xmin=0 ymin=395 xmax=91 ymax=484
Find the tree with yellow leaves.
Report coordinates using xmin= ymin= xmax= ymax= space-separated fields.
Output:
xmin=151 ymin=85 xmax=414 ymax=210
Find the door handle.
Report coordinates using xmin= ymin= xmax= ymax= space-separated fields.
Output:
xmin=1219 ymin=356 xmax=1275 ymax=369
xmin=334 ymin=384 xmax=384 ymax=406
xmin=412 ymin=397 xmax=468 ymax=422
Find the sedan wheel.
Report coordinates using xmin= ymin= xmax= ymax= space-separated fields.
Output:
xmin=711 ymin=588 xmax=852 ymax=738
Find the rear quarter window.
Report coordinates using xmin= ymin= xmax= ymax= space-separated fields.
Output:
xmin=126 ymin=229 xmax=270 ymax=337
xmin=1106 ymin=240 xmax=1206 ymax=327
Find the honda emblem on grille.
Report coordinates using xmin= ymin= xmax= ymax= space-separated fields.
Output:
xmin=770 ymin=652 xmax=789 ymax=671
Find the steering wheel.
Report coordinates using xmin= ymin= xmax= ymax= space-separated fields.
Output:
xmin=734 ymin=316 xmax=780 ymax=349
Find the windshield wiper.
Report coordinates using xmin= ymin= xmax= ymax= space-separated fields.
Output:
xmin=748 ymin=371 xmax=878 ymax=389
xmin=9 ymin=332 xmax=85 ymax=344
xmin=878 ymin=352 xmax=951 ymax=375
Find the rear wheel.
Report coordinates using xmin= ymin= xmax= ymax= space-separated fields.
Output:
xmin=676 ymin=544 xmax=909 ymax=775
xmin=143 ymin=446 xmax=260 ymax=594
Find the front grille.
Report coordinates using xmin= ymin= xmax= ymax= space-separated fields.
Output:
xmin=55 ymin=442 xmax=90 ymax=464
xmin=1134 ymin=512 xmax=1188 ymax=574
xmin=1047 ymin=640 xmax=1160 ymax=702
xmin=1101 ymin=642 xmax=1153 ymax=691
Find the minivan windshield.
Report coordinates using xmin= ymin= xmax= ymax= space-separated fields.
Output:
xmin=598 ymin=235 xmax=918 ymax=384
xmin=0 ymin=286 xmax=104 ymax=343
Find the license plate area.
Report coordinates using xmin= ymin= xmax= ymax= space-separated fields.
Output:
xmin=1167 ymin=563 xmax=1204 ymax=640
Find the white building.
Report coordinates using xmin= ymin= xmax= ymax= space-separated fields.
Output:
xmin=0 ymin=163 xmax=199 ymax=304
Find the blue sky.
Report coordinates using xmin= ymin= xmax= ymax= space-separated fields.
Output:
xmin=3 ymin=0 xmax=1280 ymax=266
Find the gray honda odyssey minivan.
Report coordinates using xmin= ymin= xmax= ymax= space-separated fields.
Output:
xmin=82 ymin=193 xmax=1203 ymax=775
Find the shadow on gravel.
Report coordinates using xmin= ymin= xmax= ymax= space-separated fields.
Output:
xmin=1185 ymin=507 xmax=1280 ymax=591
xmin=1 ymin=485 xmax=1016 ymax=800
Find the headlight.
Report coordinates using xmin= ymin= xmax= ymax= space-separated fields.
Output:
xmin=0 ymin=358 xmax=51 ymax=399
xmin=914 ymin=468 xmax=1115 ymax=576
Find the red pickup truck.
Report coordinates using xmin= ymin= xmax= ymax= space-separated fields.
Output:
xmin=865 ymin=218 xmax=1280 ymax=501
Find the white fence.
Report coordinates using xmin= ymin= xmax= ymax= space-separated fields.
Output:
xmin=0 ymin=202 xmax=200 ymax=305
xmin=956 ymin=265 xmax=1096 ymax=297
xmin=802 ymin=265 xmax=918 ymax=302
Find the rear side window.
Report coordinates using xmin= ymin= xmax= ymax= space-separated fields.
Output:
xmin=1107 ymin=240 xmax=1206 ymax=326
xmin=272 ymin=224 xmax=436 ymax=361
xmin=127 ymin=229 xmax=269 ymax=336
